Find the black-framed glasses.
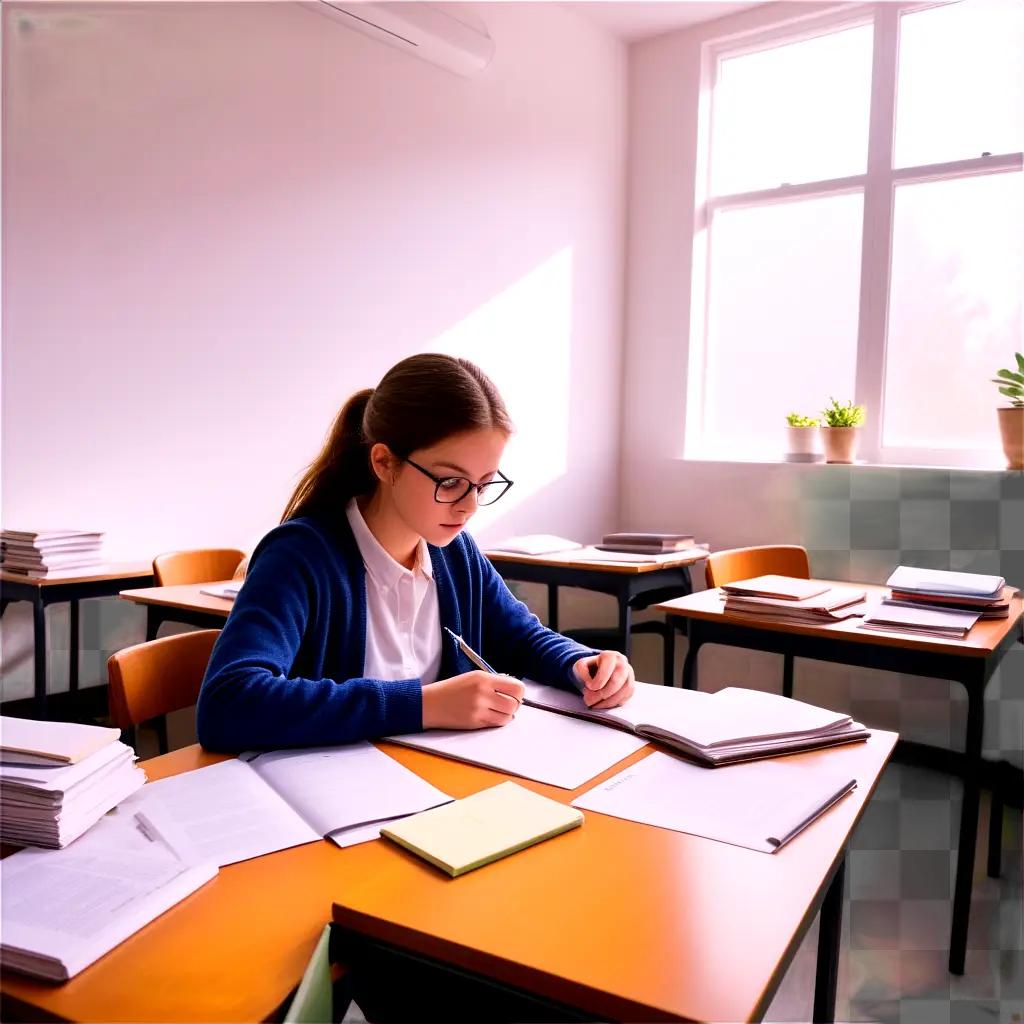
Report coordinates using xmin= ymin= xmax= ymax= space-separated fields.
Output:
xmin=402 ymin=457 xmax=514 ymax=506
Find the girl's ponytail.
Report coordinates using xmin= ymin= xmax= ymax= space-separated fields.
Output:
xmin=281 ymin=388 xmax=375 ymax=522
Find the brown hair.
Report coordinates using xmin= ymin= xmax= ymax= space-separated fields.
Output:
xmin=282 ymin=353 xmax=513 ymax=522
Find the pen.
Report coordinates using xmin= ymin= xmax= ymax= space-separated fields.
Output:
xmin=443 ymin=627 xmax=522 ymax=705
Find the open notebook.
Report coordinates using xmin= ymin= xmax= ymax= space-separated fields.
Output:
xmin=124 ymin=742 xmax=453 ymax=866
xmin=521 ymin=681 xmax=869 ymax=767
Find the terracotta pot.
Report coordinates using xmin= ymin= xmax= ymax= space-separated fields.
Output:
xmin=821 ymin=426 xmax=860 ymax=464
xmin=998 ymin=406 xmax=1024 ymax=470
xmin=786 ymin=425 xmax=820 ymax=456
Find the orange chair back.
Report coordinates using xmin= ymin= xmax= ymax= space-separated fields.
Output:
xmin=705 ymin=545 xmax=810 ymax=590
xmin=153 ymin=548 xmax=245 ymax=586
xmin=108 ymin=630 xmax=220 ymax=729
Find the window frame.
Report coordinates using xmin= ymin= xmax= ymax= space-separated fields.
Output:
xmin=686 ymin=0 xmax=1024 ymax=468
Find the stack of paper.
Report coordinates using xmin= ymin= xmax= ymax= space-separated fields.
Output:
xmin=0 ymin=718 xmax=146 ymax=848
xmin=522 ymin=681 xmax=869 ymax=767
xmin=721 ymin=580 xmax=868 ymax=625
xmin=877 ymin=565 xmax=1013 ymax=624
xmin=381 ymin=781 xmax=583 ymax=876
xmin=1 ymin=810 xmax=215 ymax=981
xmin=861 ymin=603 xmax=980 ymax=639
xmin=0 ymin=529 xmax=105 ymax=577
xmin=487 ymin=535 xmax=583 ymax=556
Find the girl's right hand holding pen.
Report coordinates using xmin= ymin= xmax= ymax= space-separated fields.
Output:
xmin=421 ymin=671 xmax=525 ymax=730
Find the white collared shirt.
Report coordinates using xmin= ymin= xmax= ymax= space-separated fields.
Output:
xmin=345 ymin=498 xmax=442 ymax=684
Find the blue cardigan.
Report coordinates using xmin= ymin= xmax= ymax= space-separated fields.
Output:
xmin=196 ymin=515 xmax=593 ymax=752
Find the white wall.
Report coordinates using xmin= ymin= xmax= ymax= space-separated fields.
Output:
xmin=1 ymin=1 xmax=628 ymax=697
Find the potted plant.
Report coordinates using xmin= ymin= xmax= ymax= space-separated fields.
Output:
xmin=820 ymin=398 xmax=865 ymax=464
xmin=992 ymin=351 xmax=1024 ymax=470
xmin=785 ymin=412 xmax=821 ymax=462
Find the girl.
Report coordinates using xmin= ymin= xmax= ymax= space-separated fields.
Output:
xmin=197 ymin=353 xmax=635 ymax=752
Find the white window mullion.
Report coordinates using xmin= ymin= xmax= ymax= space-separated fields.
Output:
xmin=852 ymin=3 xmax=900 ymax=465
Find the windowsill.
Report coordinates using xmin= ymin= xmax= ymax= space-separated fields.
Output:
xmin=680 ymin=454 xmax=1016 ymax=473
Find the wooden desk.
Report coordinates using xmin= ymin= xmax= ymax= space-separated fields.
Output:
xmin=332 ymin=733 xmax=896 ymax=1023
xmin=657 ymin=582 xmax=1024 ymax=977
xmin=0 ymin=564 xmax=154 ymax=719
xmin=486 ymin=549 xmax=706 ymax=664
xmin=1 ymin=734 xmax=896 ymax=1024
xmin=120 ymin=582 xmax=234 ymax=639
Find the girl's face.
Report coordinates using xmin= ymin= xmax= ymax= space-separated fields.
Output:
xmin=387 ymin=427 xmax=509 ymax=546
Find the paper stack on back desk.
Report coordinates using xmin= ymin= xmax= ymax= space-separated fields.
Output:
xmin=721 ymin=578 xmax=868 ymax=625
xmin=0 ymin=717 xmax=145 ymax=848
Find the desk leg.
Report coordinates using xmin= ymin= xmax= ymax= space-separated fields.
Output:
xmin=618 ymin=598 xmax=633 ymax=660
xmin=949 ymin=682 xmax=984 ymax=976
xmin=681 ymin=632 xmax=703 ymax=691
xmin=69 ymin=599 xmax=80 ymax=694
xmin=812 ymin=857 xmax=845 ymax=1024
xmin=146 ymin=607 xmax=161 ymax=643
xmin=32 ymin=598 xmax=48 ymax=719
xmin=547 ymin=584 xmax=559 ymax=634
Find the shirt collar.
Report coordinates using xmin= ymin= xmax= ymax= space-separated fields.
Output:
xmin=345 ymin=498 xmax=434 ymax=591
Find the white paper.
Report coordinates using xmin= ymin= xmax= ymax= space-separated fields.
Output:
xmin=0 ymin=741 xmax=133 ymax=793
xmin=886 ymin=565 xmax=1004 ymax=598
xmin=572 ymin=752 xmax=856 ymax=854
xmin=0 ymin=717 xmax=121 ymax=765
xmin=124 ymin=759 xmax=319 ymax=866
xmin=242 ymin=742 xmax=452 ymax=837
xmin=199 ymin=582 xmax=241 ymax=600
xmin=387 ymin=704 xmax=646 ymax=789
xmin=0 ymin=812 xmax=215 ymax=981
xmin=487 ymin=534 xmax=583 ymax=556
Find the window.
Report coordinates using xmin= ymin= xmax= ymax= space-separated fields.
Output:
xmin=687 ymin=0 xmax=1024 ymax=467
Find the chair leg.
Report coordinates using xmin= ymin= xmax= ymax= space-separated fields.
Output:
xmin=155 ymin=715 xmax=170 ymax=755
xmin=987 ymin=783 xmax=1003 ymax=879
xmin=123 ymin=724 xmax=138 ymax=751
xmin=782 ymin=653 xmax=795 ymax=699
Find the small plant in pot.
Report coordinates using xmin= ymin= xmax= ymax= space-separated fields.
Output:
xmin=784 ymin=412 xmax=822 ymax=462
xmin=820 ymin=398 xmax=865 ymax=464
xmin=992 ymin=351 xmax=1024 ymax=470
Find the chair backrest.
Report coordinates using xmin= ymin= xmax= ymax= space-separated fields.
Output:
xmin=107 ymin=629 xmax=220 ymax=729
xmin=153 ymin=548 xmax=246 ymax=586
xmin=283 ymin=925 xmax=333 ymax=1024
xmin=705 ymin=545 xmax=810 ymax=589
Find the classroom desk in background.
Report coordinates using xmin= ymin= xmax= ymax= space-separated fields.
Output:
xmin=485 ymin=548 xmax=706 ymax=662
xmin=657 ymin=582 xmax=1024 ymax=978
xmin=0 ymin=564 xmax=154 ymax=720
xmin=2 ymin=732 xmax=897 ymax=1023
xmin=120 ymin=582 xmax=234 ymax=637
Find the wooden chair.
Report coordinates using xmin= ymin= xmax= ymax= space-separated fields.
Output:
xmin=153 ymin=548 xmax=246 ymax=587
xmin=108 ymin=629 xmax=220 ymax=754
xmin=704 ymin=544 xmax=811 ymax=699
xmin=148 ymin=548 xmax=245 ymax=640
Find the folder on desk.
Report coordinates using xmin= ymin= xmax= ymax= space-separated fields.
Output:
xmin=381 ymin=781 xmax=583 ymax=876
xmin=573 ymin=752 xmax=857 ymax=854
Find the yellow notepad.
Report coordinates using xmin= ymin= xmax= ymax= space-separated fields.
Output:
xmin=380 ymin=781 xmax=583 ymax=877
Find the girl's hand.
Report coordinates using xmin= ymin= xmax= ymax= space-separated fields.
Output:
xmin=572 ymin=651 xmax=636 ymax=709
xmin=421 ymin=671 xmax=525 ymax=730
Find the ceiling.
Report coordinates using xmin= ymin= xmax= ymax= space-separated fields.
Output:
xmin=566 ymin=2 xmax=767 ymax=42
